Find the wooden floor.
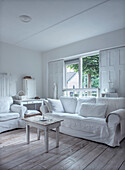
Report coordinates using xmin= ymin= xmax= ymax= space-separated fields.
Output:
xmin=0 ymin=128 xmax=125 ymax=170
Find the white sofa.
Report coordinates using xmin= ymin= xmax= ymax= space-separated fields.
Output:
xmin=41 ymin=97 xmax=125 ymax=147
xmin=0 ymin=97 xmax=27 ymax=133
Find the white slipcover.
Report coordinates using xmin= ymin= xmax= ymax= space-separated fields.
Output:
xmin=0 ymin=113 xmax=20 ymax=121
xmin=41 ymin=97 xmax=125 ymax=147
xmin=0 ymin=97 xmax=27 ymax=133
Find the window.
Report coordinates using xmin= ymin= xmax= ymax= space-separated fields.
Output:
xmin=82 ymin=55 xmax=99 ymax=96
xmin=65 ymin=59 xmax=79 ymax=89
xmin=64 ymin=54 xmax=99 ymax=97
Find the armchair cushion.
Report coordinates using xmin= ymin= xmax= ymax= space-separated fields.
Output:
xmin=0 ymin=113 xmax=20 ymax=121
xmin=0 ymin=100 xmax=10 ymax=113
xmin=10 ymin=104 xmax=27 ymax=118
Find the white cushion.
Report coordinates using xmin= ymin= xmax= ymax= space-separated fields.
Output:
xmin=0 ymin=96 xmax=13 ymax=105
xmin=47 ymin=98 xmax=64 ymax=113
xmin=75 ymin=97 xmax=96 ymax=114
xmin=11 ymin=104 xmax=27 ymax=113
xmin=0 ymin=113 xmax=20 ymax=121
xmin=79 ymin=103 xmax=107 ymax=118
xmin=0 ymin=100 xmax=10 ymax=113
xmin=96 ymin=97 xmax=125 ymax=116
xmin=25 ymin=110 xmax=40 ymax=116
xmin=60 ymin=96 xmax=77 ymax=114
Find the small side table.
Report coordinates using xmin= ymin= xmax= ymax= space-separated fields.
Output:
xmin=23 ymin=116 xmax=64 ymax=153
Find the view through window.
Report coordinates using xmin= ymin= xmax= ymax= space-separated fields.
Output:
xmin=65 ymin=54 xmax=99 ymax=97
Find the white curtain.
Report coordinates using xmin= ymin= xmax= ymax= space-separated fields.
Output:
xmin=48 ymin=59 xmax=64 ymax=99
xmin=0 ymin=73 xmax=16 ymax=96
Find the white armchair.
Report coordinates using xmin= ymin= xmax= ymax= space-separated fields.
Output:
xmin=0 ymin=96 xmax=27 ymax=133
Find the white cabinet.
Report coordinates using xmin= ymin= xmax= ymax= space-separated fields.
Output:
xmin=23 ymin=79 xmax=36 ymax=98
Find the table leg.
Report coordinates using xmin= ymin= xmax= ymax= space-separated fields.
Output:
xmin=26 ymin=125 xmax=30 ymax=144
xmin=56 ymin=126 xmax=59 ymax=148
xmin=37 ymin=129 xmax=40 ymax=140
xmin=45 ymin=128 xmax=49 ymax=153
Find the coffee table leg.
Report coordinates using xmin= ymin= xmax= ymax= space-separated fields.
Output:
xmin=45 ymin=129 xmax=48 ymax=153
xmin=26 ymin=124 xmax=30 ymax=144
xmin=56 ymin=126 xmax=59 ymax=147
xmin=37 ymin=129 xmax=40 ymax=140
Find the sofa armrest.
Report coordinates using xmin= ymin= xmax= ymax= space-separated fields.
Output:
xmin=106 ymin=109 xmax=125 ymax=135
xmin=10 ymin=104 xmax=27 ymax=118
xmin=40 ymin=105 xmax=49 ymax=114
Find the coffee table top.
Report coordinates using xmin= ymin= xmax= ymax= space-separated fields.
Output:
xmin=23 ymin=115 xmax=64 ymax=126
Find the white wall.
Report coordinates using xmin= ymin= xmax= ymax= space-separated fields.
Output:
xmin=0 ymin=42 xmax=42 ymax=97
xmin=42 ymin=28 xmax=125 ymax=98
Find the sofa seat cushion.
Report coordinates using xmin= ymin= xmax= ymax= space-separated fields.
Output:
xmin=46 ymin=112 xmax=109 ymax=138
xmin=75 ymin=97 xmax=96 ymax=114
xmin=0 ymin=113 xmax=20 ymax=121
xmin=60 ymin=96 xmax=77 ymax=114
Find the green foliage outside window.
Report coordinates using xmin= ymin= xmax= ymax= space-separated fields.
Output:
xmin=67 ymin=55 xmax=99 ymax=88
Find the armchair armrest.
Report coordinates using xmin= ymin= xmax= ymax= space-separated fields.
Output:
xmin=10 ymin=104 xmax=27 ymax=118
xmin=40 ymin=105 xmax=49 ymax=114
xmin=106 ymin=109 xmax=125 ymax=135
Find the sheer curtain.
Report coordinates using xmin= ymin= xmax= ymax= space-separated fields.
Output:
xmin=48 ymin=59 xmax=64 ymax=99
xmin=0 ymin=73 xmax=16 ymax=96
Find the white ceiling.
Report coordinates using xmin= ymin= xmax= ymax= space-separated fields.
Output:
xmin=0 ymin=0 xmax=125 ymax=52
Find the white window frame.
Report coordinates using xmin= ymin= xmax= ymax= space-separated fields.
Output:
xmin=63 ymin=51 xmax=100 ymax=97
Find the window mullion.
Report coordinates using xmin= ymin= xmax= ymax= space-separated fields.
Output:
xmin=79 ymin=57 xmax=82 ymax=88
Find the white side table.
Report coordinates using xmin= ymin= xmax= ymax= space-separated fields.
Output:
xmin=14 ymin=99 xmax=44 ymax=110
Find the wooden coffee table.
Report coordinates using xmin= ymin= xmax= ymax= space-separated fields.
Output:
xmin=23 ymin=116 xmax=63 ymax=153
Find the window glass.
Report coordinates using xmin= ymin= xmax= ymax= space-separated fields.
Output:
xmin=64 ymin=54 xmax=99 ymax=97
xmin=82 ymin=55 xmax=99 ymax=96
xmin=66 ymin=63 xmax=79 ymax=89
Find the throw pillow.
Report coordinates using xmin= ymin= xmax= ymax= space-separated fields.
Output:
xmin=79 ymin=103 xmax=107 ymax=118
xmin=75 ymin=97 xmax=96 ymax=114
xmin=0 ymin=100 xmax=10 ymax=113
xmin=47 ymin=98 xmax=64 ymax=113
xmin=60 ymin=96 xmax=77 ymax=114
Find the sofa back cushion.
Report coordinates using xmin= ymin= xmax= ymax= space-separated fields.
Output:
xmin=60 ymin=96 xmax=77 ymax=114
xmin=79 ymin=103 xmax=107 ymax=118
xmin=75 ymin=97 xmax=96 ymax=114
xmin=47 ymin=98 xmax=64 ymax=113
xmin=96 ymin=97 xmax=125 ymax=116
xmin=0 ymin=97 xmax=13 ymax=113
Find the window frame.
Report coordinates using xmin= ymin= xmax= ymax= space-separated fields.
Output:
xmin=64 ymin=51 xmax=99 ymax=97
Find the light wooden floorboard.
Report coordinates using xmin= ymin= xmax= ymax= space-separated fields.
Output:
xmin=0 ymin=128 xmax=124 ymax=170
